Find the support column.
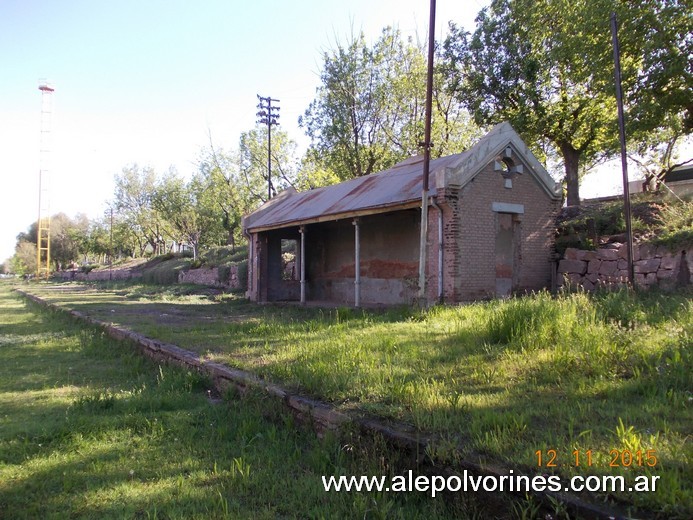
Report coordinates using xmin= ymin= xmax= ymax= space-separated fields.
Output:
xmin=299 ymin=225 xmax=306 ymax=305
xmin=353 ymin=218 xmax=361 ymax=308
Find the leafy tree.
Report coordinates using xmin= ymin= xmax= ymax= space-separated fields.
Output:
xmin=238 ymin=126 xmax=301 ymax=200
xmin=50 ymin=213 xmax=89 ymax=270
xmin=445 ymin=0 xmax=692 ymax=205
xmin=11 ymin=240 xmax=36 ymax=276
xmin=151 ymin=172 xmax=203 ymax=260
xmin=112 ymin=165 xmax=169 ymax=256
xmin=620 ymin=0 xmax=692 ymax=137
xmin=301 ymin=27 xmax=480 ymax=181
xmin=628 ymin=127 xmax=692 ymax=192
xmin=14 ymin=213 xmax=89 ymax=271
xmin=445 ymin=0 xmax=624 ymax=206
xmin=617 ymin=0 xmax=693 ymax=190
xmin=196 ymin=127 xmax=307 ymax=250
xmin=293 ymin=154 xmax=341 ymax=191
xmin=196 ymin=144 xmax=243 ymax=250
xmin=81 ymin=213 xmax=135 ymax=264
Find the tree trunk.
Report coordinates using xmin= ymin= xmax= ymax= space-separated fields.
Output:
xmin=560 ymin=141 xmax=581 ymax=206
xmin=227 ymin=228 xmax=236 ymax=252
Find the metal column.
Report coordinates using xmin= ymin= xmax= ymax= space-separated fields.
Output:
xmin=353 ymin=218 xmax=361 ymax=308
xmin=300 ymin=226 xmax=306 ymax=305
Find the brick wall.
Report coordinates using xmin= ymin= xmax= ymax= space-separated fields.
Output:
xmin=447 ymin=161 xmax=559 ymax=301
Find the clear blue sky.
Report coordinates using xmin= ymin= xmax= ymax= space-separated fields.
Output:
xmin=1 ymin=0 xmax=492 ymax=262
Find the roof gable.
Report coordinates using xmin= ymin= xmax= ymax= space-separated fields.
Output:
xmin=439 ymin=122 xmax=560 ymax=198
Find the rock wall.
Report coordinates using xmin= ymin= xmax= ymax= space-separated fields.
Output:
xmin=557 ymin=242 xmax=692 ymax=291
xmin=177 ymin=267 xmax=219 ymax=286
xmin=178 ymin=264 xmax=243 ymax=290
xmin=57 ymin=264 xmax=243 ymax=290
xmin=57 ymin=269 xmax=141 ymax=282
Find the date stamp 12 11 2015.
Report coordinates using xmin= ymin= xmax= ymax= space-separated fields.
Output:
xmin=535 ymin=449 xmax=658 ymax=468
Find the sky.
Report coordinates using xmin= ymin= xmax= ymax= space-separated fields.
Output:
xmin=0 ymin=0 xmax=496 ymax=263
xmin=0 ymin=0 xmax=658 ymax=264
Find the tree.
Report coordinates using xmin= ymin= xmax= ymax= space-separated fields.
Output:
xmin=14 ymin=213 xmax=88 ymax=271
xmin=445 ymin=0 xmax=625 ymax=206
xmin=620 ymin=0 xmax=692 ymax=137
xmin=617 ymin=0 xmax=693 ymax=191
xmin=112 ymin=165 xmax=169 ymax=256
xmin=151 ymin=172 xmax=203 ymax=260
xmin=301 ymin=27 xmax=480 ymax=181
xmin=11 ymin=240 xmax=36 ymax=276
xmin=445 ymin=0 xmax=693 ymax=206
xmin=196 ymin=144 xmax=243 ymax=250
xmin=238 ymin=126 xmax=301 ymax=200
xmin=50 ymin=213 xmax=89 ymax=270
xmin=628 ymin=125 xmax=692 ymax=192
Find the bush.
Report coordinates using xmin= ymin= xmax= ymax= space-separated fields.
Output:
xmin=141 ymin=258 xmax=191 ymax=285
xmin=217 ymin=259 xmax=248 ymax=291
xmin=201 ymin=246 xmax=248 ymax=266
xmin=81 ymin=264 xmax=99 ymax=274
xmin=236 ymin=260 xmax=248 ymax=291
xmin=650 ymin=200 xmax=693 ymax=251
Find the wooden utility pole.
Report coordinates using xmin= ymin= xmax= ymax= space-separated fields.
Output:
xmin=610 ymin=13 xmax=634 ymax=286
xmin=256 ymin=95 xmax=280 ymax=200
xmin=418 ymin=0 xmax=436 ymax=304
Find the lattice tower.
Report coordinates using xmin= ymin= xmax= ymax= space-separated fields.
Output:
xmin=37 ymin=81 xmax=54 ymax=279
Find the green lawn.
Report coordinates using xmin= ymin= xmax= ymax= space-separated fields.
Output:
xmin=0 ymin=282 xmax=478 ymax=519
xmin=17 ymin=281 xmax=693 ymax=519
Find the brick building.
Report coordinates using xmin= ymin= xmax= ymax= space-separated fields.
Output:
xmin=242 ymin=122 xmax=562 ymax=306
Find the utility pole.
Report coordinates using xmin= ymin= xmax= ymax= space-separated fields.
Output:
xmin=610 ymin=13 xmax=634 ymax=286
xmin=418 ymin=0 xmax=436 ymax=305
xmin=256 ymin=95 xmax=280 ymax=200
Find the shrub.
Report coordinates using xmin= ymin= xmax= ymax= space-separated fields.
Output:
xmin=218 ymin=260 xmax=248 ymax=291
xmin=650 ymin=200 xmax=693 ymax=250
xmin=80 ymin=264 xmax=99 ymax=274
xmin=236 ymin=260 xmax=248 ymax=291
xmin=201 ymin=246 xmax=248 ymax=265
xmin=141 ymin=258 xmax=191 ymax=285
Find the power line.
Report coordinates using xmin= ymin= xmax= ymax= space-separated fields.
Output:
xmin=256 ymin=95 xmax=280 ymax=200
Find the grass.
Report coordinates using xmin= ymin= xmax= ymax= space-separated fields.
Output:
xmin=555 ymin=193 xmax=693 ymax=253
xmin=651 ymin=199 xmax=693 ymax=251
xmin=16 ymin=281 xmax=693 ymax=519
xmin=0 ymin=281 xmax=494 ymax=519
xmin=116 ymin=246 xmax=250 ymax=290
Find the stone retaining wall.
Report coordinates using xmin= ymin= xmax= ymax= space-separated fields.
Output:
xmin=557 ymin=242 xmax=692 ymax=291
xmin=177 ymin=267 xmax=221 ymax=286
xmin=57 ymin=269 xmax=142 ymax=282
xmin=177 ymin=264 xmax=242 ymax=289
xmin=57 ymin=264 xmax=243 ymax=289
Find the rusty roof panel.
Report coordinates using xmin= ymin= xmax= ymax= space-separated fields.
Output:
xmin=243 ymin=153 xmax=464 ymax=231
xmin=242 ymin=122 xmax=561 ymax=232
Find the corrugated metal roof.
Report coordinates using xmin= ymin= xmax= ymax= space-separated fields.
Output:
xmin=242 ymin=122 xmax=561 ymax=232
xmin=243 ymin=153 xmax=463 ymax=231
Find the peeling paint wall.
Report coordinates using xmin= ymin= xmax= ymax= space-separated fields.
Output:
xmin=305 ymin=210 xmax=420 ymax=305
